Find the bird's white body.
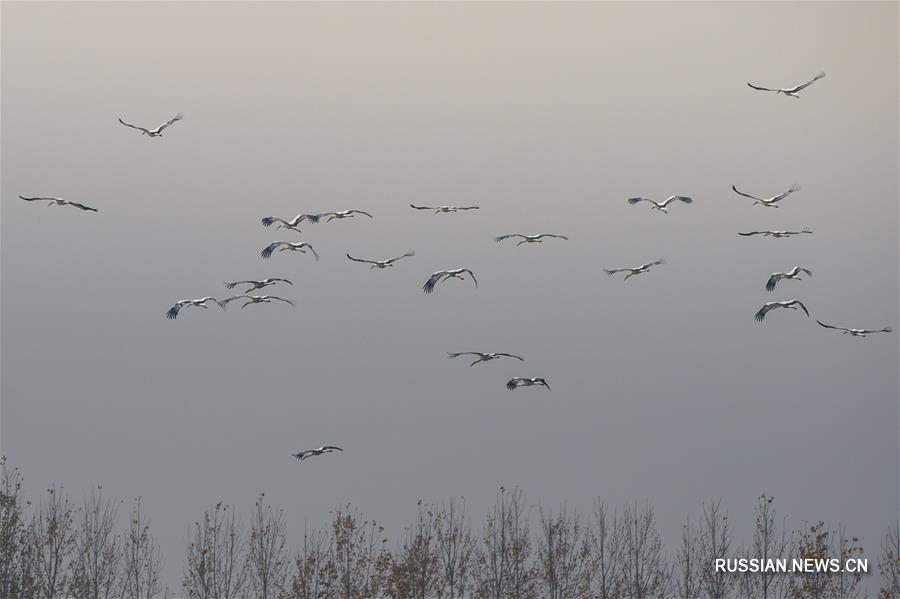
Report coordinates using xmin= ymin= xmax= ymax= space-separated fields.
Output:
xmin=766 ymin=266 xmax=812 ymax=292
xmin=626 ymin=195 xmax=693 ymax=213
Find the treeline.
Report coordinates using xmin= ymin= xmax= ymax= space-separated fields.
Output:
xmin=1 ymin=459 xmax=898 ymax=599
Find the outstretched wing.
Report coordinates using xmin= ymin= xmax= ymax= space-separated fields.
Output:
xmin=65 ymin=201 xmax=98 ymax=212
xmin=754 ymin=304 xmax=774 ymax=322
xmin=409 ymin=204 xmax=435 ymax=210
xmin=303 ymin=213 xmax=323 ymax=223
xmin=731 ymin=185 xmax=763 ymax=201
xmin=770 ymin=184 xmax=801 ymax=203
xmin=346 ymin=254 xmax=378 ymax=265
xmin=627 ymin=197 xmax=652 ymax=205
xmin=292 ymin=451 xmax=311 ymax=461
xmin=494 ymin=234 xmax=524 ymax=243
xmin=457 ymin=206 xmax=480 ymax=210
xmin=789 ymin=72 xmax=826 ymax=93
xmin=349 ymin=210 xmax=373 ymax=218
xmin=261 ymin=242 xmax=286 ymax=259
xmin=538 ymin=234 xmax=568 ymax=240
xmin=447 ymin=352 xmax=482 ymax=359
xmin=423 ymin=272 xmax=446 ymax=294
xmin=302 ymin=244 xmax=319 ymax=261
xmin=793 ymin=301 xmax=810 ymax=317
xmin=495 ymin=353 xmax=525 ymax=361
xmin=220 ymin=295 xmax=251 ymax=308
xmin=747 ymin=82 xmax=780 ymax=92
xmin=118 ymin=118 xmax=151 ymax=134
xmin=268 ymin=296 xmax=295 ymax=306
xmin=463 ymin=269 xmax=478 ymax=287
xmin=537 ymin=378 xmax=550 ymax=390
xmin=261 ymin=216 xmax=289 ymax=228
xmin=604 ymin=268 xmax=626 ymax=275
xmin=320 ymin=446 xmax=343 ymax=452
xmin=506 ymin=379 xmax=521 ymax=391
xmin=224 ymin=280 xmax=255 ymax=289
xmin=765 ymin=274 xmax=781 ymax=292
xmin=19 ymin=195 xmax=58 ymax=202
xmin=156 ymin=113 xmax=184 ymax=132
xmin=165 ymin=303 xmax=184 ymax=320
xmin=816 ymin=320 xmax=846 ymax=332
xmin=738 ymin=231 xmax=763 ymax=237
xmin=662 ymin=195 xmax=692 ymax=206
xmin=386 ymin=250 xmax=416 ymax=264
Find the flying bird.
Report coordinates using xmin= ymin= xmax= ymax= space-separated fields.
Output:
xmin=423 ymin=269 xmax=478 ymax=294
xmin=816 ymin=320 xmax=893 ymax=338
xmin=224 ymin=278 xmax=293 ymax=292
xmin=346 ymin=251 xmax=415 ymax=269
xmin=506 ymin=377 xmax=550 ymax=391
xmin=261 ymin=241 xmax=319 ymax=260
xmin=732 ymin=184 xmax=800 ymax=208
xmin=754 ymin=299 xmax=810 ymax=322
xmin=261 ymin=214 xmax=316 ymax=233
xmin=292 ymin=446 xmax=343 ymax=461
xmin=739 ymin=229 xmax=812 ymax=238
xmin=626 ymin=195 xmax=693 ymax=213
xmin=410 ymin=204 xmax=480 ymax=213
xmin=494 ymin=233 xmax=568 ymax=245
xmin=765 ymin=266 xmax=812 ymax=292
xmin=604 ymin=259 xmax=665 ymax=280
xmin=166 ymin=297 xmax=225 ymax=320
xmin=747 ymin=71 xmax=826 ymax=98
xmin=221 ymin=295 xmax=295 ymax=309
xmin=305 ymin=210 xmax=373 ymax=223
xmin=118 ymin=113 xmax=184 ymax=137
xmin=447 ymin=352 xmax=525 ymax=367
xmin=19 ymin=196 xmax=98 ymax=212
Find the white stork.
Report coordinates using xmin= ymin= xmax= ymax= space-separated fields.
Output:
xmin=747 ymin=72 xmax=826 ymax=98
xmin=19 ymin=196 xmax=98 ymax=212
xmin=447 ymin=352 xmax=525 ymax=366
xmin=166 ymin=297 xmax=225 ymax=320
xmin=765 ymin=266 xmax=812 ymax=292
xmin=604 ymin=259 xmax=665 ymax=280
xmin=292 ymin=446 xmax=343 ymax=461
xmin=732 ymin=184 xmax=800 ymax=208
xmin=754 ymin=299 xmax=810 ymax=322
xmin=261 ymin=241 xmax=319 ymax=260
xmin=816 ymin=321 xmax=893 ymax=338
xmin=739 ymin=229 xmax=812 ymax=238
xmin=221 ymin=295 xmax=295 ymax=309
xmin=626 ymin=196 xmax=693 ymax=213
xmin=410 ymin=204 xmax=480 ymax=213
xmin=346 ymin=251 xmax=415 ymax=269
xmin=118 ymin=113 xmax=183 ymax=137
xmin=224 ymin=278 xmax=293 ymax=292
xmin=494 ymin=233 xmax=568 ymax=245
xmin=506 ymin=378 xmax=550 ymax=391
xmin=423 ymin=269 xmax=478 ymax=294
xmin=306 ymin=210 xmax=373 ymax=223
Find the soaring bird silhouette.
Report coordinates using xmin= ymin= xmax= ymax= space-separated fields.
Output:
xmin=732 ymin=184 xmax=800 ymax=208
xmin=166 ymin=297 xmax=225 ymax=320
xmin=747 ymin=72 xmax=826 ymax=98
xmin=410 ymin=204 xmax=480 ymax=213
xmin=221 ymin=295 xmax=295 ymax=309
xmin=506 ymin=378 xmax=550 ymax=391
xmin=422 ymin=269 xmax=478 ymax=294
xmin=306 ymin=210 xmax=373 ymax=223
xmin=224 ymin=278 xmax=293 ymax=293
xmin=494 ymin=233 xmax=568 ymax=245
xmin=754 ymin=300 xmax=810 ymax=322
xmin=261 ymin=214 xmax=318 ymax=233
xmin=19 ymin=196 xmax=98 ymax=212
xmin=118 ymin=113 xmax=184 ymax=137
xmin=765 ymin=267 xmax=812 ymax=292
xmin=626 ymin=195 xmax=693 ymax=213
xmin=292 ymin=446 xmax=343 ymax=461
xmin=261 ymin=241 xmax=319 ymax=260
xmin=346 ymin=251 xmax=415 ymax=269
xmin=448 ymin=352 xmax=525 ymax=367
xmin=816 ymin=321 xmax=893 ymax=338
xmin=604 ymin=259 xmax=665 ymax=280
xmin=739 ymin=229 xmax=812 ymax=238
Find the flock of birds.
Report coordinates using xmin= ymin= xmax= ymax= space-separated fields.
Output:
xmin=17 ymin=71 xmax=894 ymax=463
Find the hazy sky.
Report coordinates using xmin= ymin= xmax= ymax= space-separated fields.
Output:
xmin=2 ymin=0 xmax=897 ymax=590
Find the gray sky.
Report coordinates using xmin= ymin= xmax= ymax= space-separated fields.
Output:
xmin=2 ymin=0 xmax=897 ymax=589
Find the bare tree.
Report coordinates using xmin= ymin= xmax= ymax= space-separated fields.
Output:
xmin=122 ymin=497 xmax=165 ymax=599
xmin=182 ymin=501 xmax=247 ymax=599
xmin=246 ymin=494 xmax=290 ymax=599
xmin=879 ymin=523 xmax=900 ymax=599
xmin=535 ymin=504 xmax=590 ymax=599
xmin=70 ymin=486 xmax=121 ymax=599
xmin=698 ymin=499 xmax=735 ymax=599
xmin=587 ymin=500 xmax=623 ymax=599
xmin=0 ymin=458 xmax=36 ymax=598
xmin=674 ymin=517 xmax=702 ymax=599
xmin=788 ymin=521 xmax=863 ymax=599
xmin=291 ymin=526 xmax=336 ymax=599
xmin=328 ymin=504 xmax=390 ymax=599
xmin=829 ymin=525 xmax=864 ymax=599
xmin=386 ymin=500 xmax=441 ymax=599
xmin=619 ymin=501 xmax=669 ymax=599
xmin=474 ymin=487 xmax=535 ymax=599
xmin=30 ymin=486 xmax=77 ymax=599
xmin=434 ymin=496 xmax=474 ymax=599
